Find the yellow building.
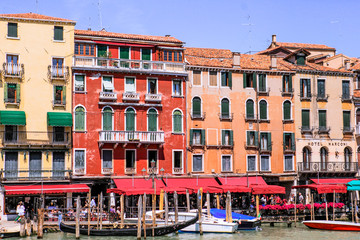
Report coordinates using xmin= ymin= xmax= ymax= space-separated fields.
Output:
xmin=0 ymin=13 xmax=75 ymax=219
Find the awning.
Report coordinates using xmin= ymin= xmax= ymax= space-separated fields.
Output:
xmin=103 ymin=81 xmax=114 ymax=91
xmin=219 ymin=176 xmax=267 ymax=186
xmin=94 ymin=40 xmax=153 ymax=48
xmin=347 ymin=180 xmax=360 ymax=191
xmin=47 ymin=112 xmax=73 ymax=127
xmin=310 ymin=178 xmax=357 ymax=185
xmin=251 ymin=185 xmax=286 ymax=195
xmin=292 ymin=184 xmax=347 ymax=194
xmin=4 ymin=184 xmax=90 ymax=195
xmin=0 ymin=111 xmax=26 ymax=125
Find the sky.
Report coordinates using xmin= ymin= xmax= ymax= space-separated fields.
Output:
xmin=1 ymin=0 xmax=360 ymax=57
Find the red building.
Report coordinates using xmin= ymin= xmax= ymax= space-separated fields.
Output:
xmin=72 ymin=29 xmax=187 ymax=190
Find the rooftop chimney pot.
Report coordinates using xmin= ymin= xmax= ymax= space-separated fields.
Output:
xmin=165 ymin=35 xmax=171 ymax=37
xmin=272 ymin=34 xmax=277 ymax=43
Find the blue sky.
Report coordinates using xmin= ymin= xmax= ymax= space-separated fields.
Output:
xmin=2 ymin=0 xmax=359 ymax=57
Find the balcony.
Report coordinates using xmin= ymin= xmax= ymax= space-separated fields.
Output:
xmin=48 ymin=65 xmax=69 ymax=81
xmin=219 ymin=113 xmax=233 ymax=121
xmin=341 ymin=94 xmax=352 ymax=102
xmin=73 ymin=168 xmax=85 ymax=175
xmin=343 ymin=127 xmax=354 ymax=135
xmin=356 ymin=124 xmax=360 ymax=136
xmin=245 ymin=143 xmax=258 ymax=150
xmin=316 ymin=94 xmax=329 ymax=102
xmin=300 ymin=94 xmax=312 ymax=101
xmin=99 ymin=131 xmax=164 ymax=144
xmin=297 ymin=162 xmax=358 ymax=173
xmin=259 ymin=146 xmax=271 ymax=153
xmin=3 ymin=62 xmax=24 ymax=79
xmin=99 ymin=91 xmax=117 ymax=101
xmin=1 ymin=131 xmax=71 ymax=147
xmin=190 ymin=112 xmax=205 ymax=120
xmin=301 ymin=126 xmax=314 ymax=134
xmin=102 ymin=167 xmax=113 ymax=175
xmin=4 ymin=98 xmax=20 ymax=106
xmin=125 ymin=167 xmax=136 ymax=175
xmin=245 ymin=114 xmax=257 ymax=122
xmin=73 ymin=56 xmax=186 ymax=75
xmin=122 ymin=92 xmax=140 ymax=102
xmin=52 ymin=100 xmax=66 ymax=107
xmin=173 ymin=167 xmax=183 ymax=174
xmin=1 ymin=169 xmax=71 ymax=181
xmin=283 ymin=145 xmax=295 ymax=153
xmin=258 ymin=87 xmax=270 ymax=96
xmin=145 ymin=93 xmax=162 ymax=102
xmin=317 ymin=126 xmax=330 ymax=134
xmin=281 ymin=88 xmax=294 ymax=96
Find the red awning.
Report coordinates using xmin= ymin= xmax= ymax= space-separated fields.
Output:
xmin=217 ymin=185 xmax=251 ymax=193
xmin=310 ymin=178 xmax=357 ymax=185
xmin=292 ymin=184 xmax=347 ymax=194
xmin=219 ymin=176 xmax=267 ymax=186
xmin=4 ymin=184 xmax=90 ymax=195
xmin=251 ymin=185 xmax=286 ymax=195
xmin=94 ymin=40 xmax=154 ymax=48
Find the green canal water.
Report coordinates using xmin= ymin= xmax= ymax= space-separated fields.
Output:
xmin=8 ymin=224 xmax=360 ymax=240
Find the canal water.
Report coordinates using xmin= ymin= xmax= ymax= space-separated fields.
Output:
xmin=8 ymin=224 xmax=360 ymax=240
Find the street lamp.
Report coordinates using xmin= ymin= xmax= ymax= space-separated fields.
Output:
xmin=142 ymin=160 xmax=164 ymax=189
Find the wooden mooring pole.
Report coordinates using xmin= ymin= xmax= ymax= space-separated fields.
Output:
xmin=294 ymin=194 xmax=297 ymax=227
xmin=20 ymin=217 xmax=25 ymax=237
xmin=76 ymin=195 xmax=80 ymax=239
xmin=26 ymin=217 xmax=31 ymax=236
xmin=96 ymin=194 xmax=100 ymax=229
xmin=164 ymin=192 xmax=169 ymax=225
xmin=197 ymin=189 xmax=203 ymax=235
xmin=186 ymin=189 xmax=190 ymax=212
xmin=143 ymin=193 xmax=147 ymax=239
xmin=206 ymin=191 xmax=210 ymax=217
xmin=37 ymin=208 xmax=44 ymax=239
xmin=100 ymin=192 xmax=103 ymax=230
xmin=137 ymin=195 xmax=143 ymax=240
xmin=333 ymin=191 xmax=335 ymax=221
xmin=152 ymin=190 xmax=156 ymax=237
xmin=174 ymin=191 xmax=178 ymax=224
xmin=88 ymin=190 xmax=91 ymax=236
xmin=120 ymin=194 xmax=124 ymax=228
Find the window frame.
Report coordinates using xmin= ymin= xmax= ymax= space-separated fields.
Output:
xmin=221 ymin=154 xmax=233 ymax=172
xmin=220 ymin=97 xmax=231 ymax=119
xmin=258 ymin=99 xmax=268 ymax=121
xmin=191 ymin=96 xmax=203 ymax=118
xmin=124 ymin=76 xmax=137 ymax=93
xmin=192 ymin=154 xmax=204 ymax=172
xmin=147 ymin=108 xmax=158 ymax=132
xmin=208 ymin=71 xmax=219 ymax=87
xmin=172 ymin=79 xmax=183 ymax=97
xmin=284 ymin=154 xmax=294 ymax=171
xmin=147 ymin=77 xmax=158 ymax=94
xmin=101 ymin=75 xmax=114 ymax=92
xmin=101 ymin=149 xmax=113 ymax=174
xmin=53 ymin=26 xmax=64 ymax=42
xmin=125 ymin=107 xmax=137 ymax=131
xmin=220 ymin=71 xmax=232 ymax=88
xmin=246 ymin=130 xmax=258 ymax=147
xmin=73 ymin=148 xmax=86 ymax=175
xmin=74 ymin=105 xmax=86 ymax=132
xmin=301 ymin=109 xmax=310 ymax=129
xmin=7 ymin=22 xmax=18 ymax=39
xmin=74 ymin=73 xmax=86 ymax=92
xmin=53 ymin=85 xmax=65 ymax=105
xmin=192 ymin=70 xmax=202 ymax=86
xmin=172 ymin=149 xmax=184 ymax=174
xmin=260 ymin=155 xmax=271 ymax=172
xmin=317 ymin=78 xmax=326 ymax=98
xmin=147 ymin=149 xmax=158 ymax=173
xmin=172 ymin=109 xmax=183 ymax=134
xmin=125 ymin=149 xmax=137 ymax=171
xmin=258 ymin=74 xmax=267 ymax=92
xmin=246 ymin=154 xmax=257 ymax=172
xmin=282 ymin=100 xmax=292 ymax=121
xmin=101 ymin=106 xmax=114 ymax=131
xmin=245 ymin=98 xmax=255 ymax=119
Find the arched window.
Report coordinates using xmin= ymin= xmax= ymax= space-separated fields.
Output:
xmin=344 ymin=147 xmax=352 ymax=171
xmin=302 ymin=147 xmax=311 ymax=170
xmin=125 ymin=108 xmax=135 ymax=131
xmin=173 ymin=110 xmax=182 ymax=133
xmin=259 ymin=100 xmax=267 ymax=120
xmin=246 ymin=99 xmax=254 ymax=119
xmin=221 ymin=98 xmax=230 ymax=118
xmin=283 ymin=101 xmax=291 ymax=120
xmin=147 ymin=108 xmax=158 ymax=131
xmin=102 ymin=107 xmax=113 ymax=130
xmin=320 ymin=147 xmax=328 ymax=171
xmin=74 ymin=106 xmax=85 ymax=131
xmin=192 ymin=97 xmax=201 ymax=118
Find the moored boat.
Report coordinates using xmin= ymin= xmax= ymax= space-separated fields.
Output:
xmin=210 ymin=208 xmax=261 ymax=230
xmin=303 ymin=220 xmax=360 ymax=231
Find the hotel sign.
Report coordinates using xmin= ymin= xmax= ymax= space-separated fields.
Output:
xmin=307 ymin=141 xmax=348 ymax=147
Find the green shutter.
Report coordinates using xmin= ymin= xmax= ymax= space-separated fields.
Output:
xmin=103 ymin=108 xmax=112 ymax=131
xmin=221 ymin=72 xmax=227 ymax=86
xmin=282 ymin=76 xmax=286 ymax=91
xmin=267 ymin=133 xmax=272 ymax=150
xmin=97 ymin=45 xmax=107 ymax=57
xmin=221 ymin=99 xmax=229 ymax=117
xmin=254 ymin=131 xmax=258 ymax=146
xmin=8 ymin=23 xmax=17 ymax=38
xmin=252 ymin=73 xmax=257 ymax=89
xmin=148 ymin=109 xmax=157 ymax=131
xmin=307 ymin=79 xmax=311 ymax=97
xmin=142 ymin=49 xmax=151 ymax=60
xmin=16 ymin=84 xmax=20 ymax=103
xmin=260 ymin=101 xmax=267 ymax=120
xmin=54 ymin=26 xmax=63 ymax=41
xmin=284 ymin=101 xmax=290 ymax=120
xmin=62 ymin=86 xmax=66 ymax=104
xmin=300 ymin=80 xmax=303 ymax=97
xmin=319 ymin=110 xmax=326 ymax=128
xmin=247 ymin=131 xmax=250 ymax=146
xmin=200 ymin=129 xmax=205 ymax=145
xmin=283 ymin=133 xmax=286 ymax=151
xmin=120 ymin=47 xmax=130 ymax=59
xmin=126 ymin=109 xmax=135 ymax=131
xmin=289 ymin=75 xmax=292 ymax=90
xmin=343 ymin=111 xmax=350 ymax=128
xmin=243 ymin=73 xmax=247 ymax=88
xmin=189 ymin=129 xmax=193 ymax=145
xmin=192 ymin=98 xmax=201 ymax=116
xmin=302 ymin=110 xmax=309 ymax=128
xmin=228 ymin=72 xmax=232 ymax=88
xmin=229 ymin=130 xmax=233 ymax=146
xmin=75 ymin=107 xmax=85 ymax=131
xmin=291 ymin=133 xmax=295 ymax=150
xmin=222 ymin=130 xmax=225 ymax=145
xmin=4 ymin=83 xmax=8 ymax=101
xmin=259 ymin=74 xmax=266 ymax=91
xmin=53 ymin=85 xmax=56 ymax=101
xmin=173 ymin=111 xmax=182 ymax=133
xmin=246 ymin=100 xmax=254 ymax=118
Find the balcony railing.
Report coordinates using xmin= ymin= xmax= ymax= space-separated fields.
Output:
xmin=53 ymin=100 xmax=66 ymax=107
xmin=317 ymin=126 xmax=330 ymax=134
xmin=99 ymin=131 xmax=164 ymax=144
xmin=122 ymin=92 xmax=140 ymax=101
xmin=125 ymin=167 xmax=136 ymax=175
xmin=258 ymin=87 xmax=270 ymax=95
xmin=190 ymin=112 xmax=205 ymax=120
xmin=99 ymin=91 xmax=117 ymax=101
xmin=73 ymin=56 xmax=186 ymax=74
xmin=219 ymin=113 xmax=233 ymax=121
xmin=281 ymin=88 xmax=294 ymax=96
xmin=1 ymin=169 xmax=71 ymax=181
xmin=145 ymin=93 xmax=162 ymax=102
xmin=316 ymin=94 xmax=329 ymax=101
xmin=343 ymin=127 xmax=354 ymax=134
xmin=3 ymin=63 xmax=24 ymax=79
xmin=4 ymin=98 xmax=20 ymax=105
xmin=245 ymin=114 xmax=257 ymax=122
xmin=341 ymin=94 xmax=352 ymax=102
xmin=356 ymin=124 xmax=360 ymax=135
xmin=297 ymin=162 xmax=358 ymax=173
xmin=173 ymin=167 xmax=183 ymax=174
xmin=301 ymin=126 xmax=314 ymax=134
xmin=48 ymin=65 xmax=69 ymax=80
xmin=300 ymin=94 xmax=312 ymax=101
xmin=102 ymin=167 xmax=113 ymax=175
xmin=1 ymin=131 xmax=71 ymax=146
xmin=73 ymin=168 xmax=85 ymax=175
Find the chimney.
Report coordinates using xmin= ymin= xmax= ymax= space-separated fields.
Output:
xmin=165 ymin=35 xmax=171 ymax=37
xmin=272 ymin=34 xmax=277 ymax=43
xmin=233 ymin=52 xmax=241 ymax=68
xmin=344 ymin=60 xmax=350 ymax=70
xmin=270 ymin=55 xmax=277 ymax=69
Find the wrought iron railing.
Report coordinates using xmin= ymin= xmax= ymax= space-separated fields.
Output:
xmin=3 ymin=62 xmax=24 ymax=78
xmin=0 ymin=169 xmax=71 ymax=180
xmin=99 ymin=131 xmax=164 ymax=144
xmin=0 ymin=131 xmax=71 ymax=145
xmin=48 ymin=65 xmax=69 ymax=80
xmin=297 ymin=162 xmax=358 ymax=172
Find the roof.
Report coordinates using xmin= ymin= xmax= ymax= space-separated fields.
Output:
xmin=283 ymin=48 xmax=311 ymax=61
xmin=184 ymin=47 xmax=233 ymax=68
xmin=255 ymin=46 xmax=292 ymax=56
xmin=352 ymin=62 xmax=360 ymax=71
xmin=278 ymin=58 xmax=351 ymax=73
xmin=75 ymin=29 xmax=183 ymax=44
xmin=273 ymin=42 xmax=336 ymax=51
xmin=0 ymin=12 xmax=75 ymax=23
xmin=322 ymin=53 xmax=352 ymax=63
xmin=239 ymin=54 xmax=290 ymax=71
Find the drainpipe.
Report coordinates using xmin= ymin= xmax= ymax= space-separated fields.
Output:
xmin=255 ymin=72 xmax=261 ymax=177
xmin=185 ymin=75 xmax=188 ymax=174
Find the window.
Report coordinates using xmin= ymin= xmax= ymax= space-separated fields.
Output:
xmin=53 ymin=127 xmax=65 ymax=143
xmin=148 ymin=150 xmax=158 ymax=170
xmin=74 ymin=150 xmax=85 ymax=173
xmin=126 ymin=150 xmax=136 ymax=169
xmin=246 ymin=131 xmax=258 ymax=147
xmin=209 ymin=71 xmax=218 ymax=86
xmin=53 ymin=152 xmax=65 ymax=177
xmin=163 ymin=51 xmax=182 ymax=62
xmin=53 ymin=85 xmax=66 ymax=105
xmin=302 ymin=109 xmax=310 ymax=130
xmin=80 ymin=44 xmax=84 ymax=55
xmin=142 ymin=49 xmax=151 ymax=69
xmin=221 ymin=155 xmax=232 ymax=172
xmin=192 ymin=70 xmax=201 ymax=86
xmin=172 ymin=80 xmax=182 ymax=96
xmin=343 ymin=111 xmax=351 ymax=131
xmin=4 ymin=83 xmax=20 ymax=104
xmin=282 ymin=75 xmax=292 ymax=92
xmin=5 ymin=125 xmax=17 ymax=142
xmin=5 ymin=54 xmax=19 ymax=75
xmin=54 ymin=26 xmax=64 ymax=41
xmin=342 ymin=80 xmax=350 ymax=100
xmin=221 ymin=72 xmax=232 ymax=87
xmin=7 ymin=22 xmax=18 ymax=38
xmin=148 ymin=78 xmax=157 ymax=94
xmin=300 ymin=79 xmax=311 ymax=98
xmin=29 ymin=152 xmax=42 ymax=178
xmin=283 ymin=101 xmax=291 ymax=120
xmin=125 ymin=77 xmax=136 ymax=92
xmin=258 ymin=74 xmax=266 ymax=92
xmin=97 ymin=45 xmax=108 ymax=58
xmin=318 ymin=110 xmax=327 ymax=130
xmin=85 ymin=45 xmax=90 ymax=55
xmin=259 ymin=100 xmax=267 ymax=120
xmin=74 ymin=75 xmax=85 ymax=92
xmin=283 ymin=133 xmax=295 ymax=151
xmin=302 ymin=147 xmax=311 ymax=170
xmin=317 ymin=79 xmax=326 ymax=99
xmin=120 ymin=47 xmax=130 ymax=59
xmin=173 ymin=151 xmax=183 ymax=171
xmin=296 ymin=54 xmax=305 ymax=65
xmin=125 ymin=108 xmax=136 ymax=131
xmin=102 ymin=76 xmax=114 ymax=92
xmin=247 ymin=155 xmax=257 ymax=171
xmin=192 ymin=97 xmax=202 ymax=118
xmin=74 ymin=106 xmax=85 ymax=131
xmin=222 ymin=130 xmax=233 ymax=146
xmin=5 ymin=152 xmax=18 ymax=178
xmin=260 ymin=132 xmax=271 ymax=151
xmin=147 ymin=108 xmax=158 ymax=131
xmin=357 ymin=76 xmax=360 ymax=89
xmin=320 ymin=147 xmax=328 ymax=171
xmin=246 ymin=99 xmax=255 ymax=119
xmin=192 ymin=155 xmax=203 ymax=172
xmin=260 ymin=155 xmax=270 ymax=171
xmin=284 ymin=155 xmax=294 ymax=171
xmin=221 ymin=98 xmax=230 ymax=118
xmin=243 ymin=73 xmax=256 ymax=88
xmin=102 ymin=107 xmax=113 ymax=131
xmin=190 ymin=129 xmax=205 ymax=146
xmin=172 ymin=110 xmax=183 ymax=133
xmin=344 ymin=147 xmax=352 ymax=170
xmin=52 ymin=58 xmax=64 ymax=77
xmin=102 ymin=150 xmax=112 ymax=171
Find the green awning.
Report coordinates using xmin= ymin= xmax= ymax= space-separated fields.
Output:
xmin=47 ymin=112 xmax=73 ymax=127
xmin=0 ymin=111 xmax=26 ymax=125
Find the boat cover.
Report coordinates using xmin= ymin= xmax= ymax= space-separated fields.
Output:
xmin=210 ymin=208 xmax=256 ymax=220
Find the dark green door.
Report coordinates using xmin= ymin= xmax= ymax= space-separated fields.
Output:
xmin=126 ymin=108 xmax=135 ymax=131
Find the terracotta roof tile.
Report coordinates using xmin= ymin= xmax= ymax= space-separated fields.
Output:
xmin=184 ymin=47 xmax=233 ymax=68
xmin=352 ymin=62 xmax=360 ymax=71
xmin=278 ymin=59 xmax=351 ymax=73
xmin=274 ymin=42 xmax=336 ymax=51
xmin=240 ymin=54 xmax=290 ymax=71
xmin=75 ymin=29 xmax=183 ymax=44
xmin=0 ymin=12 xmax=75 ymax=23
xmin=255 ymin=46 xmax=291 ymax=55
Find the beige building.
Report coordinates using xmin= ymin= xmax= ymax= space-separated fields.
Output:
xmin=0 ymin=13 xmax=75 ymax=219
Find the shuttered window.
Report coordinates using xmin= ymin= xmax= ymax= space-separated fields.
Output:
xmin=54 ymin=85 xmax=65 ymax=105
xmin=319 ymin=110 xmax=327 ymax=129
xmin=296 ymin=55 xmax=305 ymax=65
xmin=260 ymin=132 xmax=271 ymax=151
xmin=221 ymin=72 xmax=232 ymax=88
xmin=282 ymin=75 xmax=292 ymax=92
xmin=120 ymin=47 xmax=130 ymax=59
xmin=192 ymin=155 xmax=203 ymax=172
xmin=102 ymin=107 xmax=113 ymax=131
xmin=258 ymin=74 xmax=266 ymax=92
xmin=247 ymin=156 xmax=256 ymax=171
xmin=54 ymin=26 xmax=63 ymax=41
xmin=126 ymin=108 xmax=135 ymax=131
xmin=246 ymin=99 xmax=254 ymax=119
xmin=343 ymin=111 xmax=350 ymax=130
xmin=260 ymin=155 xmax=270 ymax=171
xmin=192 ymin=97 xmax=201 ymax=117
xmin=147 ymin=109 xmax=157 ymax=131
xmin=53 ymin=152 xmax=65 ymax=177
xmin=193 ymin=71 xmax=201 ymax=85
xmin=209 ymin=71 xmax=217 ymax=86
xmin=102 ymin=150 xmax=112 ymax=169
xmin=173 ymin=110 xmax=182 ymax=133
xmin=342 ymin=81 xmax=350 ymax=99
xmin=29 ymin=152 xmax=42 ymax=178
xmin=75 ymin=106 xmax=85 ymax=131
xmin=283 ymin=133 xmax=295 ymax=151
xmin=247 ymin=131 xmax=258 ymax=146
xmin=7 ymin=22 xmax=18 ymax=38
xmin=259 ymin=100 xmax=267 ymax=120
xmin=74 ymin=150 xmax=85 ymax=171
xmin=221 ymin=98 xmax=230 ymax=118
xmin=142 ymin=49 xmax=151 ymax=60
xmin=75 ymin=75 xmax=85 ymax=92
xmin=317 ymin=79 xmax=325 ymax=98
xmin=300 ymin=79 xmax=311 ymax=98
xmin=284 ymin=155 xmax=293 ymax=171
xmin=190 ymin=129 xmax=205 ymax=145
xmin=5 ymin=152 xmax=18 ymax=178
xmin=222 ymin=130 xmax=233 ymax=146
xmin=302 ymin=110 xmax=310 ymax=128
xmin=221 ymin=156 xmax=232 ymax=172
xmin=283 ymin=101 xmax=291 ymax=120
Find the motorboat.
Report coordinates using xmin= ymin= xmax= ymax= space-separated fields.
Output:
xmin=210 ymin=208 xmax=261 ymax=230
xmin=303 ymin=220 xmax=360 ymax=231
